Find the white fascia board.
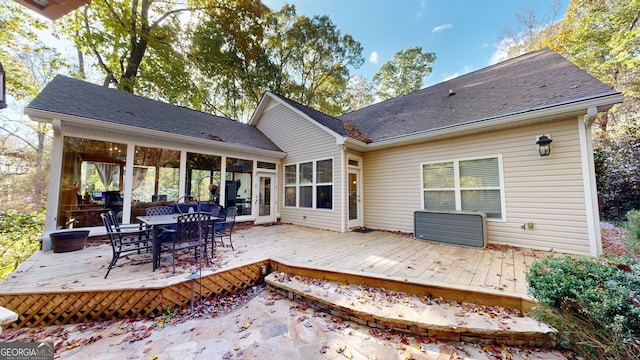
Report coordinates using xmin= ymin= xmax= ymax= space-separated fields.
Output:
xmin=363 ymin=93 xmax=624 ymax=151
xmin=247 ymin=91 xmax=270 ymax=126
xmin=25 ymin=108 xmax=287 ymax=159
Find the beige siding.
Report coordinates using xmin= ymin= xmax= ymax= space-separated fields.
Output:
xmin=362 ymin=117 xmax=592 ymax=255
xmin=255 ymin=102 xmax=343 ymax=232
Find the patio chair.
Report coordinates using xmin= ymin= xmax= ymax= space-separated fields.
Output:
xmin=159 ymin=212 xmax=211 ymax=273
xmin=146 ymin=206 xmax=174 ymax=216
xmin=101 ymin=212 xmax=153 ymax=279
xmin=209 ymin=205 xmax=222 ymax=218
xmin=213 ymin=206 xmax=237 ymax=251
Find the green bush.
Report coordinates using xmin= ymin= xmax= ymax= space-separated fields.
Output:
xmin=0 ymin=209 xmax=45 ymax=281
xmin=527 ymin=255 xmax=640 ymax=359
xmin=624 ymin=209 xmax=640 ymax=256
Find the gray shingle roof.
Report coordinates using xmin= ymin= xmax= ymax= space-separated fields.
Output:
xmin=27 ymin=75 xmax=282 ymax=152
xmin=340 ymin=49 xmax=620 ymax=142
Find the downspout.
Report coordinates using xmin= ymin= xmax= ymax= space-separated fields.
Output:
xmin=580 ymin=107 xmax=601 ymax=255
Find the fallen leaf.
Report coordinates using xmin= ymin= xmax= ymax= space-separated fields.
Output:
xmin=501 ymin=346 xmax=513 ymax=359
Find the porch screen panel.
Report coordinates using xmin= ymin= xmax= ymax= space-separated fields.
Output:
xmin=58 ymin=137 xmax=127 ymax=229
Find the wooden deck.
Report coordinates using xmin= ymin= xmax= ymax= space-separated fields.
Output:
xmin=0 ymin=224 xmax=553 ymax=328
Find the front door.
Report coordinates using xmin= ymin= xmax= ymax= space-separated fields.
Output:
xmin=255 ymin=173 xmax=275 ymax=225
xmin=348 ymin=168 xmax=362 ymax=228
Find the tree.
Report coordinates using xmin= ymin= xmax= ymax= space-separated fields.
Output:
xmin=503 ymin=0 xmax=640 ymax=219
xmin=372 ymin=46 xmax=435 ymax=101
xmin=54 ymin=0 xmax=267 ymax=108
xmin=344 ymin=75 xmax=374 ymax=113
xmin=190 ymin=1 xmax=272 ymax=120
xmin=0 ymin=0 xmax=65 ymax=212
xmin=496 ymin=1 xmax=563 ymax=62
xmin=263 ymin=5 xmax=365 ymax=116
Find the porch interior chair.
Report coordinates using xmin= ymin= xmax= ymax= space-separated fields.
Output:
xmin=146 ymin=206 xmax=174 ymax=216
xmin=101 ymin=212 xmax=153 ymax=279
xmin=209 ymin=205 xmax=222 ymax=218
xmin=159 ymin=212 xmax=211 ymax=274
xmin=213 ymin=206 xmax=237 ymax=251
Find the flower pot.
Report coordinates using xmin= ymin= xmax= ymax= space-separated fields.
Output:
xmin=50 ymin=230 xmax=90 ymax=253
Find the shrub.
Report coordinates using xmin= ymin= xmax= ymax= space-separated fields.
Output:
xmin=624 ymin=209 xmax=640 ymax=256
xmin=527 ymin=255 xmax=640 ymax=359
xmin=0 ymin=209 xmax=45 ymax=281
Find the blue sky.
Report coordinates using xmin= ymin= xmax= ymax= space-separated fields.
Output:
xmin=263 ymin=0 xmax=568 ymax=86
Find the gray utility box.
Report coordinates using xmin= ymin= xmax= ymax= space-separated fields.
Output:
xmin=414 ymin=210 xmax=487 ymax=248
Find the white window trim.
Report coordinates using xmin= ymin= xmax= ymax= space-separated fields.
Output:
xmin=420 ymin=154 xmax=506 ymax=222
xmin=284 ymin=157 xmax=334 ymax=210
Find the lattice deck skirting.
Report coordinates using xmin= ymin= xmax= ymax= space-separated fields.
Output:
xmin=0 ymin=260 xmax=270 ymax=329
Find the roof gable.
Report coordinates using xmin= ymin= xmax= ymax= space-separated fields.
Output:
xmin=340 ymin=49 xmax=621 ymax=142
xmin=27 ymin=75 xmax=282 ymax=152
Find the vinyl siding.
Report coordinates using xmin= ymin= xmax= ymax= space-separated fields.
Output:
xmin=362 ymin=117 xmax=593 ymax=255
xmin=255 ymin=102 xmax=343 ymax=232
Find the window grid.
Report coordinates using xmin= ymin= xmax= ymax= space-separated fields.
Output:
xmin=284 ymin=158 xmax=333 ymax=210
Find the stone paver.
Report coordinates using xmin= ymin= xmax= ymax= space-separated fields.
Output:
xmin=1 ymin=287 xmax=572 ymax=360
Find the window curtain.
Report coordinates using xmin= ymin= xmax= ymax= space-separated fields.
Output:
xmin=132 ymin=167 xmax=148 ymax=191
xmin=95 ymin=162 xmax=118 ymax=190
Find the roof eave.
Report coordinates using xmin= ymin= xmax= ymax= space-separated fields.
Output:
xmin=26 ymin=108 xmax=287 ymax=159
xmin=362 ymin=93 xmax=624 ymax=152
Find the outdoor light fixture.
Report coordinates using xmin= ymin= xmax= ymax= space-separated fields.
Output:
xmin=0 ymin=62 xmax=6 ymax=110
xmin=536 ymin=134 xmax=553 ymax=157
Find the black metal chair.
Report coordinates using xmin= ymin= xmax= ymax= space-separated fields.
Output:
xmin=213 ymin=206 xmax=237 ymax=251
xmin=101 ymin=212 xmax=153 ymax=279
xmin=159 ymin=212 xmax=211 ymax=273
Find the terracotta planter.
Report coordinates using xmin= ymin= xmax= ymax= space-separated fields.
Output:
xmin=50 ymin=230 xmax=90 ymax=253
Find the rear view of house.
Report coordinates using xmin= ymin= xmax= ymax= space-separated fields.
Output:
xmin=27 ymin=49 xmax=622 ymax=256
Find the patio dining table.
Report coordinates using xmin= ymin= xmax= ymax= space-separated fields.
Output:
xmin=137 ymin=214 xmax=179 ymax=271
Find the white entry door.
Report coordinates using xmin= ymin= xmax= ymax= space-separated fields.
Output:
xmin=348 ymin=168 xmax=362 ymax=228
xmin=255 ymin=173 xmax=275 ymax=225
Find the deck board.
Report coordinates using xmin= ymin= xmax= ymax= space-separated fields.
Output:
xmin=1 ymin=224 xmax=551 ymax=301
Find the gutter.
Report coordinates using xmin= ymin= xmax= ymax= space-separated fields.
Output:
xmin=25 ymin=108 xmax=287 ymax=159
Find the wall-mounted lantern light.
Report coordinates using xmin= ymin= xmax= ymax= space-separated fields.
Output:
xmin=536 ymin=134 xmax=553 ymax=157
xmin=0 ymin=62 xmax=6 ymax=110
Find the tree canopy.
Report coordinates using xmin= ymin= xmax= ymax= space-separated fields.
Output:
xmin=503 ymin=0 xmax=640 ymax=219
xmin=372 ymin=46 xmax=435 ymax=101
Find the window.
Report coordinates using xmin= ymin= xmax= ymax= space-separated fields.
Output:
xmin=422 ymin=156 xmax=503 ymax=219
xmin=284 ymin=159 xmax=333 ymax=209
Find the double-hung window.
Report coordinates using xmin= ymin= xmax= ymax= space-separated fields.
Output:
xmin=422 ymin=156 xmax=504 ymax=220
xmin=284 ymin=159 xmax=333 ymax=209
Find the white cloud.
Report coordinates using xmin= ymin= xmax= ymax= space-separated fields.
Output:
xmin=432 ymin=24 xmax=453 ymax=33
xmin=369 ymin=51 xmax=379 ymax=63
xmin=490 ymin=39 xmax=511 ymax=65
xmin=443 ymin=65 xmax=473 ymax=82
xmin=416 ymin=0 xmax=426 ymax=18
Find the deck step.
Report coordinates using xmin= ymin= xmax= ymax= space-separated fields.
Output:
xmin=265 ymin=272 xmax=556 ymax=347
